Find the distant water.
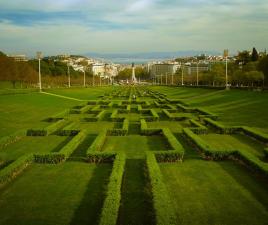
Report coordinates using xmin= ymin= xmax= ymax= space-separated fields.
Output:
xmin=109 ymin=58 xmax=168 ymax=65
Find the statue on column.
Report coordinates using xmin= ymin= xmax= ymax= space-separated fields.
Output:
xmin=131 ymin=63 xmax=137 ymax=84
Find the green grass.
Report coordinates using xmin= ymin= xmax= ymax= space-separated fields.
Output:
xmin=0 ymin=92 xmax=77 ymax=137
xmin=160 ymin=160 xmax=268 ymax=225
xmin=0 ymin=135 xmax=71 ymax=161
xmin=0 ymin=162 xmax=112 ymax=225
xmin=117 ymin=159 xmax=155 ymax=225
xmin=147 ymin=121 xmax=190 ymax=133
xmin=200 ymin=133 xmax=265 ymax=159
xmin=102 ymin=135 xmax=170 ymax=158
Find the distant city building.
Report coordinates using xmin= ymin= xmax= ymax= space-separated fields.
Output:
xmin=149 ymin=63 xmax=180 ymax=77
xmin=8 ymin=54 xmax=28 ymax=62
xmin=89 ymin=63 xmax=106 ymax=76
xmin=185 ymin=63 xmax=209 ymax=75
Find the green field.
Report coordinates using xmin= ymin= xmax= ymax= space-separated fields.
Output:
xmin=0 ymin=85 xmax=268 ymax=225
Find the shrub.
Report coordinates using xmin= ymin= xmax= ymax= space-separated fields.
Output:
xmin=146 ymin=152 xmax=177 ymax=225
xmin=98 ymin=153 xmax=126 ymax=225
xmin=195 ymin=108 xmax=218 ymax=120
xmin=59 ymin=130 xmax=87 ymax=159
xmin=140 ymin=119 xmax=162 ymax=135
xmin=155 ymin=151 xmax=184 ymax=162
xmin=162 ymin=128 xmax=184 ymax=154
xmin=241 ymin=126 xmax=268 ymax=143
xmin=0 ymin=154 xmax=33 ymax=185
xmin=111 ymin=110 xmax=118 ymax=121
xmin=85 ymin=152 xmax=116 ymax=163
xmin=87 ymin=130 xmax=107 ymax=152
xmin=150 ymin=109 xmax=159 ymax=121
xmin=189 ymin=119 xmax=208 ymax=134
xmin=96 ymin=110 xmax=107 ymax=121
xmin=0 ymin=129 xmax=26 ymax=149
xmin=33 ymin=153 xmax=65 ymax=164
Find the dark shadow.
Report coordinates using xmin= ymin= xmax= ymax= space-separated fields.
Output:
xmin=147 ymin=135 xmax=170 ymax=151
xmin=175 ymin=133 xmax=202 ymax=159
xmin=128 ymin=123 xmax=140 ymax=135
xmin=51 ymin=136 xmax=73 ymax=152
xmin=117 ymin=159 xmax=155 ymax=225
xmin=219 ymin=161 xmax=268 ymax=211
xmin=70 ymin=164 xmax=112 ymax=225
xmin=70 ymin=135 xmax=97 ymax=157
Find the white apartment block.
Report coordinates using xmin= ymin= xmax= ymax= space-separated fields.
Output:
xmin=150 ymin=63 xmax=180 ymax=77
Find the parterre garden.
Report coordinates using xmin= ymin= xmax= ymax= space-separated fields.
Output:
xmin=0 ymin=86 xmax=268 ymax=225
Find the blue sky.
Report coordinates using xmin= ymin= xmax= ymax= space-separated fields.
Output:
xmin=0 ymin=0 xmax=267 ymax=56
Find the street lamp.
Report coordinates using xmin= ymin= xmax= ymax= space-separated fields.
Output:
xmin=181 ymin=65 xmax=184 ymax=86
xmin=83 ymin=66 xmax=86 ymax=87
xmin=224 ymin=49 xmax=229 ymax=89
xmin=67 ymin=63 xmax=71 ymax=88
xmin=36 ymin=51 xmax=42 ymax=92
xmin=196 ymin=61 xmax=199 ymax=86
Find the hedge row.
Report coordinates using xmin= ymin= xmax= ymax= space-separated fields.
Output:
xmin=92 ymin=105 xmax=101 ymax=112
xmin=0 ymin=154 xmax=33 ymax=185
xmin=96 ymin=110 xmax=107 ymax=121
xmin=88 ymin=100 xmax=98 ymax=105
xmin=196 ymin=108 xmax=218 ymax=120
xmin=27 ymin=119 xmax=69 ymax=136
xmin=98 ymin=153 xmax=126 ymax=225
xmin=34 ymin=153 xmax=65 ymax=164
xmin=85 ymin=152 xmax=116 ymax=163
xmin=162 ymin=109 xmax=191 ymax=121
xmin=189 ymin=119 xmax=208 ymax=134
xmin=146 ymin=152 xmax=177 ymax=225
xmin=87 ymin=130 xmax=107 ymax=152
xmin=162 ymin=128 xmax=184 ymax=154
xmin=183 ymin=128 xmax=268 ymax=175
xmin=241 ymin=126 xmax=268 ymax=144
xmin=80 ymin=105 xmax=92 ymax=114
xmin=107 ymin=119 xmax=129 ymax=136
xmin=150 ymin=109 xmax=160 ymax=121
xmin=176 ymin=103 xmax=195 ymax=112
xmin=155 ymin=151 xmax=184 ymax=162
xmin=140 ymin=119 xmax=162 ymax=135
xmin=0 ymin=129 xmax=26 ymax=149
xmin=110 ymin=110 xmax=118 ymax=121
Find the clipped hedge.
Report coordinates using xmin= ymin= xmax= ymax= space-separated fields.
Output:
xmin=27 ymin=119 xmax=69 ymax=136
xmin=150 ymin=109 xmax=160 ymax=121
xmin=98 ymin=153 xmax=126 ymax=225
xmin=110 ymin=110 xmax=118 ymax=121
xmin=189 ymin=119 xmax=208 ymax=134
xmin=146 ymin=152 xmax=177 ymax=225
xmin=60 ymin=130 xmax=87 ymax=158
xmin=162 ymin=128 xmax=184 ymax=154
xmin=0 ymin=129 xmax=26 ymax=149
xmin=85 ymin=152 xmax=116 ymax=163
xmin=107 ymin=119 xmax=129 ymax=136
xmin=0 ymin=154 xmax=33 ymax=185
xmin=34 ymin=153 xmax=65 ymax=164
xmin=155 ymin=151 xmax=184 ymax=162
xmin=203 ymin=118 xmax=240 ymax=134
xmin=87 ymin=130 xmax=107 ymax=152
xmin=241 ymin=126 xmax=268 ymax=143
xmin=140 ymin=119 xmax=162 ymax=135
xmin=196 ymin=108 xmax=218 ymax=120
xmin=96 ymin=110 xmax=107 ymax=121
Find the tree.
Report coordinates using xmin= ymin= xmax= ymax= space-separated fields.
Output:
xmin=236 ymin=51 xmax=251 ymax=65
xmin=258 ymin=55 xmax=268 ymax=85
xmin=251 ymin=47 xmax=259 ymax=62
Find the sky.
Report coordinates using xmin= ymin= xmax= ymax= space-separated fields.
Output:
xmin=0 ymin=0 xmax=267 ymax=56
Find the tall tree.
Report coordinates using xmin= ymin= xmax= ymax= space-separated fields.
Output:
xmin=251 ymin=47 xmax=259 ymax=61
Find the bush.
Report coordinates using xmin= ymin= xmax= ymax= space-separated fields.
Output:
xmin=59 ymin=130 xmax=87 ymax=159
xmin=189 ymin=119 xmax=208 ymax=134
xmin=140 ymin=119 xmax=162 ymax=135
xmin=85 ymin=152 xmax=116 ymax=163
xmin=162 ymin=128 xmax=184 ymax=154
xmin=0 ymin=129 xmax=26 ymax=149
xmin=196 ymin=108 xmax=218 ymax=120
xmin=34 ymin=153 xmax=65 ymax=164
xmin=203 ymin=118 xmax=240 ymax=134
xmin=146 ymin=152 xmax=177 ymax=225
xmin=96 ymin=110 xmax=107 ymax=121
xmin=98 ymin=153 xmax=126 ymax=225
xmin=155 ymin=151 xmax=184 ymax=162
xmin=26 ymin=129 xmax=47 ymax=136
xmin=241 ymin=126 xmax=268 ymax=143
xmin=0 ymin=154 xmax=33 ymax=185
xmin=57 ymin=129 xmax=80 ymax=136
xmin=87 ymin=130 xmax=107 ymax=152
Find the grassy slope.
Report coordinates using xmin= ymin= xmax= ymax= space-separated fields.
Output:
xmin=160 ymin=160 xmax=268 ymax=225
xmin=0 ymin=92 xmax=78 ymax=137
xmin=150 ymin=87 xmax=268 ymax=129
xmin=0 ymin=135 xmax=71 ymax=161
xmin=0 ymin=162 xmax=112 ymax=225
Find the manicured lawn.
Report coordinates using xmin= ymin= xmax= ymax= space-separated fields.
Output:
xmin=160 ymin=160 xmax=268 ymax=225
xmin=102 ymin=135 xmax=170 ymax=158
xmin=0 ymin=135 xmax=71 ymax=161
xmin=0 ymin=162 xmax=112 ymax=225
xmin=199 ymin=133 xmax=265 ymax=159
xmin=0 ymin=92 xmax=77 ymax=137
xmin=147 ymin=121 xmax=190 ymax=133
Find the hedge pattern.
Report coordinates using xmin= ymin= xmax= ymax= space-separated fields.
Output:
xmin=87 ymin=130 xmax=107 ymax=153
xmin=0 ymin=154 xmax=33 ymax=185
xmin=146 ymin=152 xmax=177 ymax=225
xmin=98 ymin=153 xmax=126 ymax=225
xmin=0 ymin=129 xmax=26 ymax=149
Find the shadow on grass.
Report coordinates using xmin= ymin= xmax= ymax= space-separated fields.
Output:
xmin=219 ymin=161 xmax=268 ymax=211
xmin=51 ymin=136 xmax=73 ymax=152
xmin=128 ymin=123 xmax=140 ymax=135
xmin=147 ymin=135 xmax=170 ymax=151
xmin=70 ymin=134 xmax=97 ymax=157
xmin=117 ymin=159 xmax=155 ymax=225
xmin=70 ymin=164 xmax=112 ymax=225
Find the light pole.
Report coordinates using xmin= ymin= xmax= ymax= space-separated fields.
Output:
xmin=161 ymin=74 xmax=163 ymax=85
xmin=83 ymin=67 xmax=86 ymax=87
xmin=93 ymin=74 xmax=95 ymax=86
xmin=36 ymin=52 xmax=42 ymax=92
xmin=224 ymin=49 xmax=229 ymax=89
xmin=181 ymin=65 xmax=184 ymax=86
xmin=67 ymin=63 xmax=71 ymax=88
xmin=171 ymin=73 xmax=174 ymax=85
xmin=196 ymin=62 xmax=199 ymax=86
xmin=165 ymin=72 xmax=168 ymax=85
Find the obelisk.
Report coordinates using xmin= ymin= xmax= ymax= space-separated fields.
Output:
xmin=131 ymin=63 xmax=137 ymax=84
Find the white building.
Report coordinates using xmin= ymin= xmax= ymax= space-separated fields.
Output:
xmin=149 ymin=63 xmax=180 ymax=77
xmin=89 ymin=63 xmax=106 ymax=76
xmin=8 ymin=54 xmax=28 ymax=62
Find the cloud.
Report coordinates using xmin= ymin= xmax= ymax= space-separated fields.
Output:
xmin=0 ymin=0 xmax=267 ymax=55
